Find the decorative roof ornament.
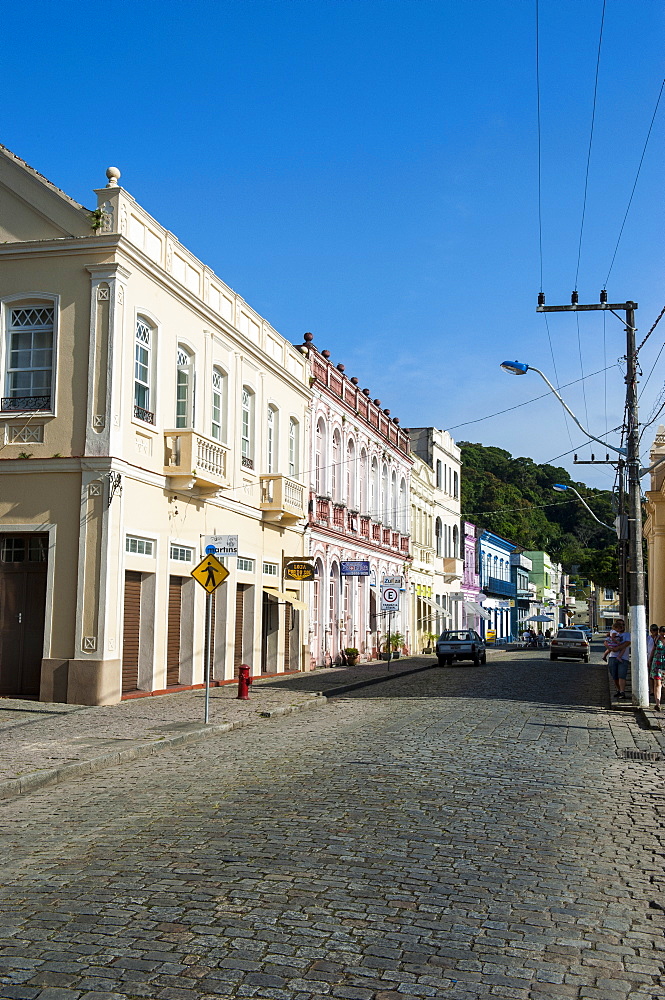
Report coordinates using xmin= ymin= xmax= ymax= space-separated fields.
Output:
xmin=106 ymin=167 xmax=121 ymax=188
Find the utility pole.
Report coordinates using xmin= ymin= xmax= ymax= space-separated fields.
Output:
xmin=536 ymin=295 xmax=648 ymax=707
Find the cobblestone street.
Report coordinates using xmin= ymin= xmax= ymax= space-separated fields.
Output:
xmin=1 ymin=653 xmax=664 ymax=1000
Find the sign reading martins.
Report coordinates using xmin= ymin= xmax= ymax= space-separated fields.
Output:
xmin=204 ymin=534 xmax=238 ymax=557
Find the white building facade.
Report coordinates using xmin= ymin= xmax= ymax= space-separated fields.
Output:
xmin=409 ymin=427 xmax=463 ymax=639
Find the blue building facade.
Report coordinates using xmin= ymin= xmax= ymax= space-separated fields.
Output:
xmin=479 ymin=530 xmax=517 ymax=641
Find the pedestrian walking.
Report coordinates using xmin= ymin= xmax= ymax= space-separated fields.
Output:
xmin=647 ymin=624 xmax=659 ymax=699
xmin=607 ymin=619 xmax=630 ymax=700
xmin=647 ymin=625 xmax=665 ymax=711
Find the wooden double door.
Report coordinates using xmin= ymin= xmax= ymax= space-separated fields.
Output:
xmin=0 ymin=533 xmax=48 ymax=697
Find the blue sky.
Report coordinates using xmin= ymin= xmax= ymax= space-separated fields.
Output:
xmin=3 ymin=0 xmax=663 ymax=488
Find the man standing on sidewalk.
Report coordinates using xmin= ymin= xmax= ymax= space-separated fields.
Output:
xmin=608 ymin=619 xmax=631 ymax=700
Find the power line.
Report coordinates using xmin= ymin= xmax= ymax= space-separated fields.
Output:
xmin=574 ymin=0 xmax=606 ymax=290
xmin=448 ymin=363 xmax=618 ymax=432
xmin=605 ymin=77 xmax=665 ymax=287
xmin=636 ymin=303 xmax=665 ymax=355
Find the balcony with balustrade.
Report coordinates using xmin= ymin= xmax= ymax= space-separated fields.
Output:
xmin=260 ymin=474 xmax=306 ymax=522
xmin=484 ymin=576 xmax=517 ymax=598
xmin=443 ymin=557 xmax=464 ymax=579
xmin=164 ymin=429 xmax=229 ymax=491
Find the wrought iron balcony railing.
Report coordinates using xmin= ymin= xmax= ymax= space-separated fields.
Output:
xmin=2 ymin=395 xmax=51 ymax=412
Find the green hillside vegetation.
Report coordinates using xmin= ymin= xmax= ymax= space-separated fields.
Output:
xmin=459 ymin=442 xmax=618 ymax=588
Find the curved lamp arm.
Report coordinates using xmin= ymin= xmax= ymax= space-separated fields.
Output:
xmin=501 ymin=361 xmax=627 ymax=456
xmin=553 ymin=483 xmax=616 ymax=532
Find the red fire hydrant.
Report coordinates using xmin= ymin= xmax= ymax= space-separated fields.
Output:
xmin=237 ymin=664 xmax=252 ymax=700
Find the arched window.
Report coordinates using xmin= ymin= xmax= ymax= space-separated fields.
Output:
xmin=390 ymin=471 xmax=397 ymax=528
xmin=360 ymin=450 xmax=368 ymax=513
xmin=453 ymin=471 xmax=459 ymax=498
xmin=332 ymin=429 xmax=341 ymax=501
xmin=493 ymin=555 xmax=498 ymax=579
xmin=288 ymin=418 xmax=299 ymax=476
xmin=211 ymin=366 xmax=227 ymax=441
xmin=435 ymin=517 xmax=442 ymax=556
xmin=436 ymin=460 xmax=442 ymax=489
xmin=453 ymin=524 xmax=459 ymax=558
xmin=266 ymin=404 xmax=278 ymax=474
xmin=346 ymin=438 xmax=356 ymax=507
xmin=241 ymin=386 xmax=255 ymax=468
xmin=382 ymin=464 xmax=389 ymax=522
xmin=315 ymin=418 xmax=325 ymax=493
xmin=134 ymin=316 xmax=154 ymax=423
xmin=371 ymin=457 xmax=379 ymax=516
xmin=399 ymin=477 xmax=407 ymax=531
xmin=176 ymin=345 xmax=194 ymax=428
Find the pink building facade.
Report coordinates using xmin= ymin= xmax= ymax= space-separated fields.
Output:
xmin=460 ymin=521 xmax=488 ymax=632
xmin=298 ymin=335 xmax=413 ymax=666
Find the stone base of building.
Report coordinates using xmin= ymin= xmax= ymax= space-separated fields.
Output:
xmin=40 ymin=658 xmax=122 ymax=706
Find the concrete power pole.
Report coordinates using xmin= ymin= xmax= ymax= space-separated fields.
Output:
xmin=536 ymin=296 xmax=648 ymax=708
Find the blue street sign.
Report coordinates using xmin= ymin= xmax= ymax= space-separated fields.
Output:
xmin=340 ymin=560 xmax=370 ymax=576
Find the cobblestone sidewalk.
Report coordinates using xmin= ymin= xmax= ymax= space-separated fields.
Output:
xmin=0 ymin=657 xmax=437 ymax=800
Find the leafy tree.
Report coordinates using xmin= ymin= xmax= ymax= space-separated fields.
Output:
xmin=459 ymin=441 xmax=618 ymax=588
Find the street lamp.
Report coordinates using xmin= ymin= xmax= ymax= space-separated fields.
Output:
xmin=552 ymin=483 xmax=616 ymax=532
xmin=500 ymin=361 xmax=626 ymax=456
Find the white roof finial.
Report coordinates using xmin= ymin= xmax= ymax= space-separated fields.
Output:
xmin=106 ymin=166 xmax=121 ymax=188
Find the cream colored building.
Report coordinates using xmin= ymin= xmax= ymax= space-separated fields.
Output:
xmin=408 ymin=427 xmax=463 ymax=644
xmin=644 ymin=425 xmax=665 ymax=625
xmin=0 ymin=147 xmax=311 ymax=705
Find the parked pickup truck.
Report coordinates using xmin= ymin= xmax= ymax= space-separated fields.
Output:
xmin=436 ymin=629 xmax=487 ymax=667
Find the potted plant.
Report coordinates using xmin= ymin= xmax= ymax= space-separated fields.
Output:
xmin=382 ymin=632 xmax=405 ymax=659
xmin=344 ymin=647 xmax=359 ymax=666
xmin=422 ymin=631 xmax=438 ymax=654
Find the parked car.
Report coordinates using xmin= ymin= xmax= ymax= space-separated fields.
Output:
xmin=436 ymin=629 xmax=487 ymax=667
xmin=550 ymin=628 xmax=590 ymax=662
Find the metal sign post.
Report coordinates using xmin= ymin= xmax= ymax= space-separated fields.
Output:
xmin=191 ymin=548 xmax=229 ymax=723
xmin=380 ymin=583 xmax=400 ymax=671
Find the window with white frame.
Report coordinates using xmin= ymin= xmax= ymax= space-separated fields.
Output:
xmin=211 ymin=367 xmax=227 ymax=442
xmin=332 ymin=429 xmax=341 ymax=501
xmin=346 ymin=439 xmax=355 ymax=507
xmin=266 ymin=404 xmax=277 ymax=474
xmin=263 ymin=561 xmax=278 ymax=576
xmin=170 ymin=544 xmax=194 ymax=562
xmin=237 ymin=556 xmax=254 ymax=572
xmin=176 ymin=346 xmax=194 ymax=428
xmin=4 ymin=304 xmax=54 ymax=412
xmin=134 ymin=317 xmax=154 ymax=423
xmin=126 ymin=535 xmax=154 ymax=556
xmin=241 ymin=387 xmax=254 ymax=468
xmin=288 ymin=417 xmax=298 ymax=477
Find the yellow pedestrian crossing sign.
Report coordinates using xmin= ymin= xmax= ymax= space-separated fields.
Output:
xmin=191 ymin=553 xmax=229 ymax=593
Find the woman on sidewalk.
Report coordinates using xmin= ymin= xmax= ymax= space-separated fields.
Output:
xmin=648 ymin=625 xmax=665 ymax=712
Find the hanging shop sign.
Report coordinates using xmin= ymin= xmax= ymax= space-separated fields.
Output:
xmin=340 ymin=560 xmax=370 ymax=576
xmin=283 ymin=560 xmax=316 ymax=582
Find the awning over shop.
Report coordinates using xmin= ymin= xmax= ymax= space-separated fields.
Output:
xmin=417 ymin=595 xmax=443 ymax=612
xmin=263 ymin=587 xmax=308 ymax=611
xmin=463 ymin=600 xmax=492 ymax=622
